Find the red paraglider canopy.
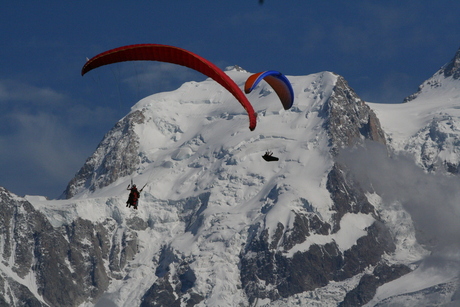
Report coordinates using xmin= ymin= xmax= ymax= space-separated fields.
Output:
xmin=82 ymin=44 xmax=257 ymax=131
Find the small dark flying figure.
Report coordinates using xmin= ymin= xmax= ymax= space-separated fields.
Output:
xmin=262 ymin=151 xmax=279 ymax=162
xmin=126 ymin=184 xmax=144 ymax=210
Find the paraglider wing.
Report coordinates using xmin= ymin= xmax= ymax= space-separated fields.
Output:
xmin=82 ymin=44 xmax=257 ymax=131
xmin=262 ymin=150 xmax=279 ymax=162
xmin=244 ymin=70 xmax=294 ymax=110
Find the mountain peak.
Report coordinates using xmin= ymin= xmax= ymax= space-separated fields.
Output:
xmin=62 ymin=110 xmax=145 ymax=199
xmin=441 ymin=46 xmax=460 ymax=79
xmin=63 ymin=71 xmax=385 ymax=199
xmin=404 ymin=46 xmax=460 ymax=103
xmin=225 ymin=65 xmax=247 ymax=72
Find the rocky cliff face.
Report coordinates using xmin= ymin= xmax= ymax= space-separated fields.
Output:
xmin=442 ymin=47 xmax=460 ymax=79
xmin=0 ymin=187 xmax=143 ymax=306
xmin=324 ymin=75 xmax=386 ymax=152
xmin=63 ymin=110 xmax=146 ymax=199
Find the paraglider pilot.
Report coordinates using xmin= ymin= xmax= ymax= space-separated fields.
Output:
xmin=126 ymin=184 xmax=140 ymax=209
xmin=262 ymin=151 xmax=279 ymax=162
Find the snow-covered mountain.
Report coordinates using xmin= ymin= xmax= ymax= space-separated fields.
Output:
xmin=370 ymin=47 xmax=460 ymax=173
xmin=1 ymin=47 xmax=460 ymax=306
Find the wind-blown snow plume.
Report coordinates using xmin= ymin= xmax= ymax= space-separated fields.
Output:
xmin=338 ymin=141 xmax=460 ymax=250
xmin=338 ymin=141 xmax=460 ymax=302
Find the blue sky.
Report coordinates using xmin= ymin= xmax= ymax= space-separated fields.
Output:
xmin=1 ymin=1 xmax=460 ymax=198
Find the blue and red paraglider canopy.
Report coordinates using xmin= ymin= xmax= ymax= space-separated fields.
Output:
xmin=244 ymin=70 xmax=294 ymax=110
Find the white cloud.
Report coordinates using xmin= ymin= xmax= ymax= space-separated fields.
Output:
xmin=0 ymin=79 xmax=65 ymax=104
xmin=338 ymin=141 xmax=460 ymax=284
xmin=118 ymin=62 xmax=206 ymax=95
xmin=338 ymin=141 xmax=460 ymax=250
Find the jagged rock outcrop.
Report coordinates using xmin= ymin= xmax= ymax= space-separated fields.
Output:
xmin=141 ymin=247 xmax=204 ymax=307
xmin=0 ymin=188 xmax=138 ymax=306
xmin=340 ymin=263 xmax=412 ymax=306
xmin=63 ymin=110 xmax=145 ymax=198
xmin=323 ymin=75 xmax=386 ymax=153
xmin=327 ymin=163 xmax=377 ymax=232
xmin=0 ymin=274 xmax=47 ymax=307
xmin=240 ymin=192 xmax=398 ymax=305
xmin=0 ymin=187 xmax=82 ymax=307
xmin=441 ymin=47 xmax=460 ymax=79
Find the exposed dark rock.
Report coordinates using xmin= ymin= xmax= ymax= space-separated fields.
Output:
xmin=63 ymin=110 xmax=146 ymax=198
xmin=0 ymin=188 xmax=130 ymax=306
xmin=281 ymin=213 xmax=330 ymax=251
xmin=140 ymin=273 xmax=181 ymax=307
xmin=178 ymin=193 xmax=210 ymax=235
xmin=0 ymin=188 xmax=87 ymax=307
xmin=185 ymin=293 xmax=205 ymax=307
xmin=339 ymin=221 xmax=396 ymax=281
xmin=323 ymin=75 xmax=386 ymax=154
xmin=441 ymin=47 xmax=460 ymax=79
xmin=373 ymin=280 xmax=458 ymax=306
xmin=240 ymin=218 xmax=396 ymax=304
xmin=126 ymin=216 xmax=149 ymax=230
xmin=142 ymin=250 xmax=204 ymax=307
xmin=270 ymin=222 xmax=285 ymax=249
xmin=63 ymin=218 xmax=111 ymax=299
xmin=179 ymin=268 xmax=197 ymax=293
xmin=327 ymin=163 xmax=377 ymax=232
xmin=309 ymin=213 xmax=331 ymax=235
xmin=107 ymin=225 xmax=138 ymax=278
xmin=340 ymin=263 xmax=412 ymax=306
xmin=0 ymin=274 xmax=48 ymax=307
